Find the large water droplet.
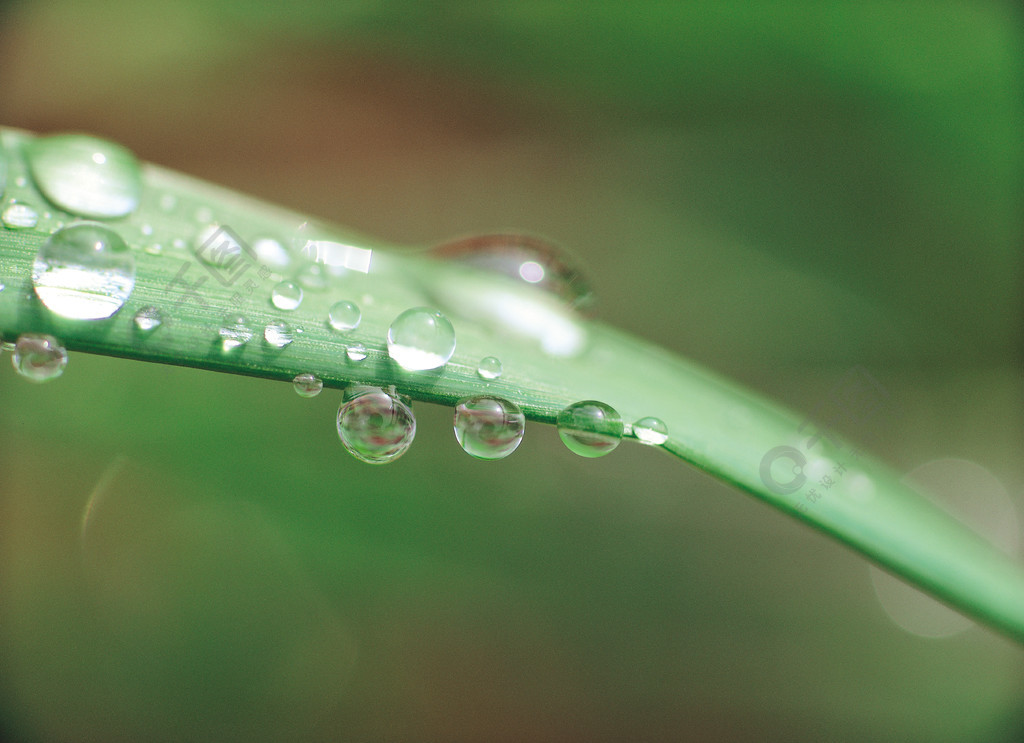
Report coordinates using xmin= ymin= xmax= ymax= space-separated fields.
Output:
xmin=328 ymin=300 xmax=361 ymax=332
xmin=132 ymin=305 xmax=163 ymax=333
xmin=632 ymin=416 xmax=668 ymax=446
xmin=337 ymin=387 xmax=416 ymax=464
xmin=25 ymin=134 xmax=142 ymax=218
xmin=477 ymin=356 xmax=503 ymax=380
xmin=292 ymin=373 xmax=323 ymax=398
xmin=387 ymin=307 xmax=456 ymax=371
xmin=264 ymin=321 xmax=294 ymax=348
xmin=2 ymin=201 xmax=39 ymax=229
xmin=454 ymin=396 xmax=525 ymax=460
xmin=431 ymin=233 xmax=593 ymax=311
xmin=32 ymin=222 xmax=136 ymax=320
xmin=557 ymin=400 xmax=623 ymax=457
xmin=270 ymin=280 xmax=303 ymax=311
xmin=218 ymin=315 xmax=253 ymax=352
xmin=12 ymin=333 xmax=67 ymax=382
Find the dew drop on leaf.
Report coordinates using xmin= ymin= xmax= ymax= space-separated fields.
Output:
xmin=345 ymin=343 xmax=367 ymax=362
xmin=132 ymin=306 xmax=163 ymax=333
xmin=254 ymin=237 xmax=290 ymax=272
xmin=387 ymin=307 xmax=456 ymax=371
xmin=270 ymin=280 xmax=303 ymax=311
xmin=632 ymin=416 xmax=669 ymax=446
xmin=476 ymin=356 xmax=503 ymax=380
xmin=25 ymin=134 xmax=142 ymax=218
xmin=328 ymin=300 xmax=361 ymax=332
xmin=337 ymin=387 xmax=416 ymax=464
xmin=292 ymin=373 xmax=323 ymax=398
xmin=2 ymin=202 xmax=39 ymax=229
xmin=264 ymin=321 xmax=294 ymax=349
xmin=218 ymin=315 xmax=253 ymax=352
xmin=32 ymin=222 xmax=136 ymax=320
xmin=12 ymin=333 xmax=67 ymax=382
xmin=557 ymin=400 xmax=624 ymax=457
xmin=454 ymin=396 xmax=525 ymax=460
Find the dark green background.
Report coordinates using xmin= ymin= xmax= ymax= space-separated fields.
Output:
xmin=1 ymin=3 xmax=1022 ymax=741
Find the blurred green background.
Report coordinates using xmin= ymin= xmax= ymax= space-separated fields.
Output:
xmin=1 ymin=2 xmax=1023 ymax=741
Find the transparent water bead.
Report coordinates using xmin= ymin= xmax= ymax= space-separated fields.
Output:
xmin=218 ymin=315 xmax=253 ymax=352
xmin=345 ymin=343 xmax=367 ymax=362
xmin=194 ymin=223 xmax=245 ymax=270
xmin=387 ymin=307 xmax=456 ymax=371
xmin=25 ymin=134 xmax=142 ymax=218
xmin=2 ymin=202 xmax=39 ymax=229
xmin=264 ymin=321 xmax=294 ymax=348
xmin=557 ymin=400 xmax=624 ymax=458
xmin=476 ymin=356 xmax=503 ymax=380
xmin=431 ymin=233 xmax=593 ymax=312
xmin=632 ymin=416 xmax=669 ymax=446
xmin=12 ymin=333 xmax=67 ymax=382
xmin=292 ymin=373 xmax=323 ymax=398
xmin=336 ymin=387 xmax=416 ymax=464
xmin=254 ymin=237 xmax=291 ymax=272
xmin=328 ymin=300 xmax=361 ymax=332
xmin=132 ymin=306 xmax=163 ymax=333
xmin=32 ymin=222 xmax=136 ymax=320
xmin=270 ymin=281 xmax=303 ymax=311
xmin=453 ymin=396 xmax=525 ymax=460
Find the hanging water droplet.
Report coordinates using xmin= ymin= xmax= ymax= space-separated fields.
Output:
xmin=557 ymin=400 xmax=623 ymax=457
xmin=25 ymin=134 xmax=142 ymax=218
xmin=337 ymin=387 xmax=416 ymax=464
xmin=632 ymin=416 xmax=668 ymax=446
xmin=2 ymin=201 xmax=39 ymax=229
xmin=254 ymin=237 xmax=291 ymax=271
xmin=270 ymin=280 xmax=303 ymax=311
xmin=218 ymin=315 xmax=253 ymax=351
xmin=12 ymin=333 xmax=67 ymax=382
xmin=328 ymin=300 xmax=361 ymax=332
xmin=292 ymin=373 xmax=323 ymax=398
xmin=264 ymin=321 xmax=294 ymax=348
xmin=345 ymin=343 xmax=367 ymax=362
xmin=431 ymin=233 xmax=593 ymax=311
xmin=477 ymin=356 xmax=503 ymax=380
xmin=32 ymin=222 xmax=136 ymax=320
xmin=387 ymin=307 xmax=456 ymax=371
xmin=132 ymin=305 xmax=163 ymax=333
xmin=453 ymin=396 xmax=525 ymax=460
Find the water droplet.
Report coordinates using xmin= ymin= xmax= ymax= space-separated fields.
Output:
xmin=431 ymin=233 xmax=593 ymax=311
xmin=345 ymin=343 xmax=367 ymax=362
xmin=32 ymin=222 xmax=136 ymax=320
xmin=477 ymin=356 xmax=502 ymax=380
xmin=328 ymin=300 xmax=361 ymax=332
xmin=132 ymin=305 xmax=162 ymax=333
xmin=2 ymin=201 xmax=39 ymax=229
xmin=453 ymin=396 xmax=525 ymax=460
xmin=139 ymin=223 xmax=153 ymax=236
xmin=292 ymin=373 xmax=323 ymax=398
xmin=270 ymin=280 xmax=303 ymax=311
xmin=143 ymin=242 xmax=163 ymax=256
xmin=218 ymin=315 xmax=253 ymax=351
xmin=336 ymin=387 xmax=416 ymax=464
xmin=387 ymin=307 xmax=456 ymax=371
xmin=25 ymin=134 xmax=142 ymax=218
xmin=12 ymin=333 xmax=67 ymax=382
xmin=264 ymin=321 xmax=294 ymax=348
xmin=557 ymin=400 xmax=623 ymax=457
xmin=632 ymin=416 xmax=668 ymax=446
xmin=296 ymin=262 xmax=328 ymax=291
xmin=194 ymin=223 xmax=245 ymax=270
xmin=254 ymin=237 xmax=290 ymax=271
xmin=14 ymin=175 xmax=27 ymax=188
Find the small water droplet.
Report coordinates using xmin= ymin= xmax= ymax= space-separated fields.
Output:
xmin=139 ymin=223 xmax=153 ymax=237
xmin=270 ymin=280 xmax=303 ymax=311
xmin=632 ymin=416 xmax=668 ymax=446
xmin=12 ymin=333 xmax=67 ymax=382
xmin=143 ymin=242 xmax=163 ymax=256
xmin=345 ymin=343 xmax=367 ymax=362
xmin=477 ymin=356 xmax=503 ymax=380
xmin=328 ymin=300 xmax=361 ymax=332
xmin=2 ymin=201 xmax=39 ymax=229
xmin=292 ymin=372 xmax=323 ymax=398
xmin=387 ymin=307 xmax=456 ymax=371
xmin=454 ymin=396 xmax=525 ymax=460
xmin=158 ymin=193 xmax=177 ymax=212
xmin=218 ymin=315 xmax=253 ymax=351
xmin=25 ymin=134 xmax=142 ymax=218
xmin=337 ymin=387 xmax=416 ymax=464
xmin=132 ymin=305 xmax=163 ymax=333
xmin=264 ymin=321 xmax=294 ymax=348
xmin=14 ymin=176 xmax=27 ymax=188
xmin=557 ymin=400 xmax=623 ymax=457
xmin=254 ymin=237 xmax=291 ymax=271
xmin=32 ymin=222 xmax=136 ymax=320
xmin=194 ymin=224 xmax=245 ymax=269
